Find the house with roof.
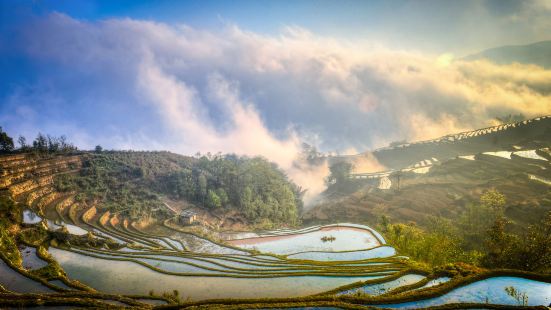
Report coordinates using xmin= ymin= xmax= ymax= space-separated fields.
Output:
xmin=178 ymin=210 xmax=197 ymax=225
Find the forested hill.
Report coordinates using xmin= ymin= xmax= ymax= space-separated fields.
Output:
xmin=1 ymin=150 xmax=303 ymax=229
xmin=63 ymin=151 xmax=303 ymax=227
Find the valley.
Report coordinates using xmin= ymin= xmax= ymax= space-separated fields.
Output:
xmin=0 ymin=115 xmax=550 ymax=309
xmin=3 ymin=2 xmax=551 ymax=308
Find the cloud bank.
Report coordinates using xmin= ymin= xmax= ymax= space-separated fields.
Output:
xmin=2 ymin=13 xmax=551 ymax=201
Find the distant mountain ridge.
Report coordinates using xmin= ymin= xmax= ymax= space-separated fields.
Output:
xmin=331 ymin=115 xmax=551 ymax=171
xmin=306 ymin=117 xmax=551 ymax=232
xmin=464 ymin=40 xmax=551 ymax=68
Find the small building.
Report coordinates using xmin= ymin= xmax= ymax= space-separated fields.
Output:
xmin=178 ymin=210 xmax=197 ymax=225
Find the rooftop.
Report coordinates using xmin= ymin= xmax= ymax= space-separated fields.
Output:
xmin=179 ymin=210 xmax=196 ymax=217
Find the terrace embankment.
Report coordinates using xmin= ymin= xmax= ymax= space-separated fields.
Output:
xmin=2 ymin=151 xmax=551 ymax=309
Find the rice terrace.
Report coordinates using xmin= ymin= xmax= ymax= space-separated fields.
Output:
xmin=1 ymin=1 xmax=551 ymax=309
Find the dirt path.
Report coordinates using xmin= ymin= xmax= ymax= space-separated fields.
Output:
xmin=162 ymin=202 xmax=179 ymax=214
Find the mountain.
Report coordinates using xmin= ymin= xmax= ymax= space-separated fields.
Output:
xmin=307 ymin=115 xmax=551 ymax=231
xmin=464 ymin=40 xmax=551 ymax=68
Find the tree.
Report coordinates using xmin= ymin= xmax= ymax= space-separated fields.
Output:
xmin=216 ymin=188 xmax=229 ymax=206
xmin=460 ymin=189 xmax=507 ymax=250
xmin=206 ymin=189 xmax=222 ymax=209
xmin=382 ymin=219 xmax=477 ymax=266
xmin=33 ymin=133 xmax=48 ymax=153
xmin=0 ymin=127 xmax=14 ymax=152
xmin=299 ymin=143 xmax=324 ymax=164
xmin=482 ymin=216 xmax=518 ymax=268
xmin=47 ymin=135 xmax=60 ymax=152
xmin=240 ymin=186 xmax=255 ymax=218
xmin=196 ymin=173 xmax=208 ymax=203
xmin=511 ymin=211 xmax=551 ymax=271
xmin=326 ymin=161 xmax=352 ymax=185
xmin=17 ymin=136 xmax=27 ymax=151
xmin=95 ymin=145 xmax=103 ymax=153
xmin=480 ymin=189 xmax=506 ymax=214
xmin=58 ymin=135 xmax=74 ymax=152
xmin=379 ymin=214 xmax=390 ymax=233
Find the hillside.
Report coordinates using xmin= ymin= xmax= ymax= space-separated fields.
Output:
xmin=331 ymin=115 xmax=551 ymax=170
xmin=308 ymin=116 xmax=551 ymax=232
xmin=0 ymin=151 xmax=303 ymax=232
xmin=0 ymin=125 xmax=550 ymax=308
xmin=302 ymin=115 xmax=551 ymax=272
xmin=464 ymin=40 xmax=551 ymax=68
xmin=1 ymin=144 xmax=550 ymax=309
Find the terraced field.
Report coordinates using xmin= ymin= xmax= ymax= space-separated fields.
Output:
xmin=1 ymin=153 xmax=551 ymax=309
xmin=375 ymin=116 xmax=551 ymax=169
xmin=310 ymin=115 xmax=551 ymax=229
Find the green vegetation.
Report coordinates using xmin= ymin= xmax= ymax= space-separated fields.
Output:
xmin=1 ymin=154 xmax=551 ymax=310
xmin=2 ymin=118 xmax=551 ymax=308
xmin=25 ymin=133 xmax=78 ymax=154
xmin=0 ymin=128 xmax=77 ymax=154
xmin=379 ymin=189 xmax=551 ymax=272
xmin=483 ymin=212 xmax=551 ymax=271
xmin=54 ymin=151 xmax=302 ymax=226
xmin=380 ymin=215 xmax=482 ymax=266
xmin=0 ymin=195 xmax=22 ymax=265
xmin=3 ymin=131 xmax=77 ymax=157
xmin=326 ymin=161 xmax=352 ymax=186
xmin=459 ymin=189 xmax=505 ymax=250
xmin=159 ymin=154 xmax=303 ymax=226
xmin=0 ymin=127 xmax=14 ymax=152
xmin=54 ymin=152 xmax=168 ymax=220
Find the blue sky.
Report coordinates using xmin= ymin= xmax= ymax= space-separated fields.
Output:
xmin=1 ymin=0 xmax=551 ymax=162
xmin=4 ymin=0 xmax=548 ymax=53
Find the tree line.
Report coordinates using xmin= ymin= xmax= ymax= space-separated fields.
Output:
xmin=0 ymin=127 xmax=77 ymax=154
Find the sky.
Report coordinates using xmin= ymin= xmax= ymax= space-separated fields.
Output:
xmin=1 ymin=0 xmax=551 ymax=200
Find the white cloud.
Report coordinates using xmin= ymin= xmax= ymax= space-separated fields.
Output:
xmin=4 ymin=13 xmax=551 ymax=202
xmin=137 ymin=58 xmax=300 ymax=167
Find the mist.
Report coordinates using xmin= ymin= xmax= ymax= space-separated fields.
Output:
xmin=2 ymin=13 xmax=551 ymax=203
